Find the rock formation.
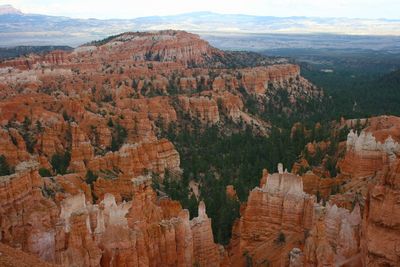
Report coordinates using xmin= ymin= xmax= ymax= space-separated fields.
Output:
xmin=226 ymin=165 xmax=315 ymax=266
xmin=0 ymin=243 xmax=59 ymax=267
xmin=301 ymin=171 xmax=341 ymax=199
xmin=362 ymin=158 xmax=400 ymax=266
xmin=0 ymin=163 xmax=220 ymax=266
xmin=303 ymin=203 xmax=362 ymax=266
xmin=0 ymin=161 xmax=59 ymax=262
xmin=191 ymin=202 xmax=221 ymax=266
xmin=0 ymin=30 xmax=330 ymax=266
xmin=223 ymin=163 xmax=368 ymax=267
xmin=179 ymin=96 xmax=220 ymax=124
xmin=340 ymin=116 xmax=400 ymax=179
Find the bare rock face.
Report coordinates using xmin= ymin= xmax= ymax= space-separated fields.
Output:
xmin=225 ymin=165 xmax=366 ymax=267
xmin=179 ymin=95 xmax=220 ymax=124
xmin=88 ymin=138 xmax=180 ymax=177
xmin=0 ymin=50 xmax=69 ymax=70
xmin=227 ymin=165 xmax=315 ymax=266
xmin=0 ymin=30 xmax=327 ymax=267
xmin=190 ymin=201 xmax=221 ymax=266
xmin=0 ymin=160 xmax=219 ymax=267
xmin=289 ymin=248 xmax=304 ymax=267
xmin=216 ymin=91 xmax=244 ymax=122
xmin=69 ymin=122 xmax=94 ymax=173
xmin=90 ymin=30 xmax=223 ymax=67
xmin=303 ymin=203 xmax=362 ymax=266
xmin=340 ymin=116 xmax=400 ymax=179
xmin=0 ymin=162 xmax=58 ymax=262
xmin=0 ymin=128 xmax=30 ymax=165
xmin=362 ymin=158 xmax=400 ymax=266
xmin=55 ymin=183 xmax=220 ymax=267
xmin=116 ymin=96 xmax=177 ymax=124
xmin=240 ymin=65 xmax=300 ymax=94
xmin=301 ymin=171 xmax=340 ymax=199
xmin=0 ymin=242 xmax=59 ymax=267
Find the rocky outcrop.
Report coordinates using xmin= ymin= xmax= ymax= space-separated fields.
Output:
xmin=240 ymin=65 xmax=300 ymax=94
xmin=340 ymin=116 xmax=400 ymax=179
xmin=69 ymin=123 xmax=94 ymax=173
xmin=0 ymin=30 xmax=328 ymax=267
xmin=0 ymin=243 xmax=59 ymax=267
xmin=179 ymin=95 xmax=220 ymax=124
xmin=362 ymin=158 xmax=400 ymax=266
xmin=88 ymin=138 xmax=180 ymax=177
xmin=89 ymin=30 xmax=223 ymax=67
xmin=0 ymin=163 xmax=220 ymax=267
xmin=340 ymin=130 xmax=392 ymax=178
xmin=224 ymin=164 xmax=366 ymax=267
xmin=0 ymin=128 xmax=30 ymax=165
xmin=227 ymin=164 xmax=315 ymax=266
xmin=55 ymin=177 xmax=220 ymax=267
xmin=289 ymin=248 xmax=304 ymax=267
xmin=303 ymin=204 xmax=362 ymax=266
xmin=191 ymin=202 xmax=221 ymax=266
xmin=0 ymin=50 xmax=70 ymax=70
xmin=116 ymin=96 xmax=177 ymax=124
xmin=216 ymin=91 xmax=244 ymax=122
xmin=301 ymin=171 xmax=341 ymax=199
xmin=0 ymin=161 xmax=58 ymax=262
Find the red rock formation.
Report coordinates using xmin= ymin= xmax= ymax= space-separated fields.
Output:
xmin=0 ymin=30 xmax=328 ymax=267
xmin=339 ymin=116 xmax=400 ymax=180
xmin=227 ymin=165 xmax=315 ymax=266
xmin=87 ymin=138 xmax=180 ymax=177
xmin=0 ymin=161 xmax=58 ymax=262
xmin=224 ymin=164 xmax=366 ymax=267
xmin=303 ymin=204 xmax=362 ymax=266
xmin=69 ymin=123 xmax=94 ymax=173
xmin=216 ymin=91 xmax=244 ymax=122
xmin=0 ymin=50 xmax=70 ymax=70
xmin=179 ymin=95 xmax=220 ymax=124
xmin=117 ymin=96 xmax=177 ymax=124
xmin=240 ymin=65 xmax=300 ymax=94
xmin=0 ymin=161 xmax=220 ymax=267
xmin=301 ymin=171 xmax=341 ymax=199
xmin=0 ymin=243 xmax=59 ymax=267
xmin=0 ymin=128 xmax=30 ymax=165
xmin=191 ymin=201 xmax=221 ymax=266
xmin=54 ymin=177 xmax=220 ymax=267
xmin=362 ymin=158 xmax=400 ymax=266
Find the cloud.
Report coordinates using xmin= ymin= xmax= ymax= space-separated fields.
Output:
xmin=1 ymin=0 xmax=399 ymax=19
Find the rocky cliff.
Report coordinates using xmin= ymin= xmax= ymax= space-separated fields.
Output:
xmin=0 ymin=164 xmax=220 ymax=266
xmin=362 ymin=158 xmax=400 ymax=266
xmin=0 ymin=30 xmax=327 ymax=266
xmin=223 ymin=163 xmax=366 ymax=267
xmin=340 ymin=116 xmax=400 ymax=180
xmin=226 ymin=164 xmax=315 ymax=266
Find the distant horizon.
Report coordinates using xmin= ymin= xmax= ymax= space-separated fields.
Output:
xmin=1 ymin=0 xmax=400 ymax=20
xmin=2 ymin=1 xmax=400 ymax=47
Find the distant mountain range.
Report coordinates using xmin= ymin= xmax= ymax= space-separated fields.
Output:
xmin=1 ymin=4 xmax=400 ymax=47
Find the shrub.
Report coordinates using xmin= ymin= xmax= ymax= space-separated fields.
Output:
xmin=85 ymin=170 xmax=98 ymax=185
xmin=51 ymin=151 xmax=71 ymax=175
xmin=39 ymin=168 xmax=52 ymax=177
xmin=276 ymin=232 xmax=286 ymax=244
xmin=110 ymin=123 xmax=127 ymax=152
xmin=0 ymin=155 xmax=12 ymax=176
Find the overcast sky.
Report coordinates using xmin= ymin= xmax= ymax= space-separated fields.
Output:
xmin=2 ymin=0 xmax=400 ymax=20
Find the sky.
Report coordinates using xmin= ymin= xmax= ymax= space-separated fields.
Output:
xmin=1 ymin=0 xmax=400 ymax=20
